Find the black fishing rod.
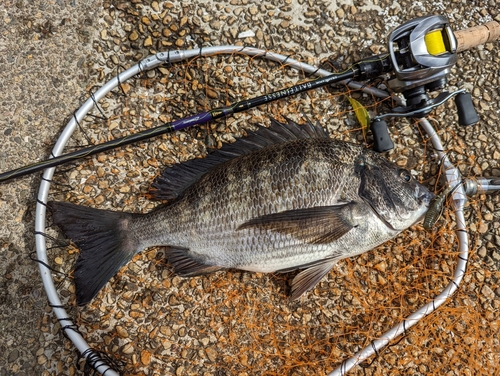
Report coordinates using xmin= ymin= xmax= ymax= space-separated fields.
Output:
xmin=0 ymin=56 xmax=390 ymax=184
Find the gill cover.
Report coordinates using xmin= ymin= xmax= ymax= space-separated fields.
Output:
xmin=355 ymin=155 xmax=419 ymax=231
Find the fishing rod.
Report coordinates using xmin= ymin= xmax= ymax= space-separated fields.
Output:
xmin=4 ymin=17 xmax=497 ymax=184
xmin=1 ymin=16 xmax=493 ymax=183
xmin=0 ymin=54 xmax=389 ymax=183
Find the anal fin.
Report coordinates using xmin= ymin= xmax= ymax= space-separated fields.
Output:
xmin=166 ymin=246 xmax=221 ymax=276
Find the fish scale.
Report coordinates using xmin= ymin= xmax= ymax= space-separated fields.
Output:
xmin=148 ymin=140 xmax=348 ymax=240
xmin=48 ymin=119 xmax=433 ymax=305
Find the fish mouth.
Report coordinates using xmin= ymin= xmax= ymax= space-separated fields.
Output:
xmin=420 ymin=189 xmax=436 ymax=208
xmin=413 ymin=182 xmax=435 ymax=208
xmin=415 ymin=189 xmax=436 ymax=223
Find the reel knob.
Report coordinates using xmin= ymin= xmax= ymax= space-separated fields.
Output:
xmin=455 ymin=92 xmax=480 ymax=126
xmin=370 ymin=119 xmax=394 ymax=152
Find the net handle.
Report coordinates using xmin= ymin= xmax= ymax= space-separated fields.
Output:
xmin=35 ymin=45 xmax=391 ymax=376
xmin=455 ymin=20 xmax=500 ymax=52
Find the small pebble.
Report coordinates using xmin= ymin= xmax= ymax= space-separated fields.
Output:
xmin=481 ymin=285 xmax=495 ymax=300
xmin=116 ymin=326 xmax=129 ymax=338
xmin=122 ymin=343 xmax=135 ymax=354
xmin=144 ymin=36 xmax=153 ymax=47
xmin=205 ymin=347 xmax=217 ymax=362
xmin=374 ymin=261 xmax=387 ymax=273
xmin=238 ymin=30 xmax=255 ymax=39
xmin=129 ymin=30 xmax=139 ymax=41
xmin=141 ymin=350 xmax=151 ymax=365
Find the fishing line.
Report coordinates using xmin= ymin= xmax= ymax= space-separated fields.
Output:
xmin=70 ymin=112 xmax=96 ymax=146
xmin=31 ymin=229 xmax=73 ymax=293
xmin=40 ymin=177 xmax=74 ymax=194
xmin=56 ymin=317 xmax=81 ymax=340
xmin=48 ymin=302 xmax=83 ymax=339
xmin=115 ymin=65 xmax=128 ymax=97
xmin=29 ymin=248 xmax=68 ymax=277
xmin=88 ymin=89 xmax=107 ymax=121
xmin=358 ymin=341 xmax=380 ymax=368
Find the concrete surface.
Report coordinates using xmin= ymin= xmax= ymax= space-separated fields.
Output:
xmin=1 ymin=1 xmax=499 ymax=375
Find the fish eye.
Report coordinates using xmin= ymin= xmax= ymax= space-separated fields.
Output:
xmin=399 ymin=169 xmax=412 ymax=182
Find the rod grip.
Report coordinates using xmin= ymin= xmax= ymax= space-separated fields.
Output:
xmin=454 ymin=21 xmax=500 ymax=52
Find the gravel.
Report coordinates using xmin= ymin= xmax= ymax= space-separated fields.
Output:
xmin=1 ymin=1 xmax=499 ymax=375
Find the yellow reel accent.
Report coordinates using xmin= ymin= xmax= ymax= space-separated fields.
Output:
xmin=425 ymin=29 xmax=447 ymax=55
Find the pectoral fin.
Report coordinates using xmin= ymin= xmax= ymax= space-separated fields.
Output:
xmin=237 ymin=203 xmax=357 ymax=244
xmin=290 ymin=259 xmax=338 ymax=300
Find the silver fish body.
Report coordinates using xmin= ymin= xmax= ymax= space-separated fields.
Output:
xmin=49 ymin=119 xmax=433 ymax=305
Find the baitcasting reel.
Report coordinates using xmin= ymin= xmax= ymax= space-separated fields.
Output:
xmin=370 ymin=15 xmax=479 ymax=152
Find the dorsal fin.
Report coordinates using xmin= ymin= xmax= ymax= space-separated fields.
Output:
xmin=149 ymin=118 xmax=329 ymax=200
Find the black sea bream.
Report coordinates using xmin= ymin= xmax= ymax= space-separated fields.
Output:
xmin=49 ymin=119 xmax=433 ymax=305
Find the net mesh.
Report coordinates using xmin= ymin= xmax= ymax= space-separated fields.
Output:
xmin=41 ymin=5 xmax=500 ymax=376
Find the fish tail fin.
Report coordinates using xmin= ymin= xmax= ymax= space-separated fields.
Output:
xmin=48 ymin=201 xmax=140 ymax=306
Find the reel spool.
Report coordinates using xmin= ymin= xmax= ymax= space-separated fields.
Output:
xmin=388 ymin=15 xmax=458 ymax=93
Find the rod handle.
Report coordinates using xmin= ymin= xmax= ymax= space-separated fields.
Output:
xmin=454 ymin=21 xmax=500 ymax=52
